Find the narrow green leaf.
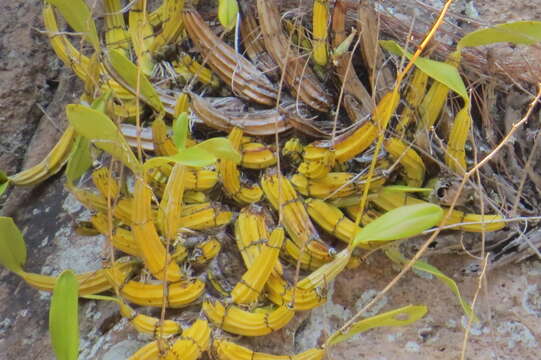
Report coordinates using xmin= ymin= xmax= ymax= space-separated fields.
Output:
xmin=65 ymin=135 xmax=92 ymax=183
xmin=0 ymin=217 xmax=27 ymax=273
xmin=108 ymin=49 xmax=164 ymax=112
xmin=47 ymin=0 xmax=99 ymax=50
xmin=218 ymin=0 xmax=239 ymax=31
xmin=66 ymin=104 xmax=142 ymax=173
xmin=458 ymin=21 xmax=541 ymax=50
xmin=413 ymin=260 xmax=476 ymax=321
xmin=385 ymin=248 xmax=477 ymax=321
xmin=172 ymin=112 xmax=189 ymax=149
xmin=65 ymin=91 xmax=111 ymax=184
xmin=380 ymin=40 xmax=467 ymax=100
xmin=0 ymin=170 xmax=9 ymax=197
xmin=333 ymin=31 xmax=357 ymax=58
xmin=353 ymin=203 xmax=443 ymax=247
xmin=327 ymin=305 xmax=428 ymax=345
xmin=144 ymin=147 xmax=217 ymax=170
xmin=194 ymin=137 xmax=241 ymax=163
xmin=49 ymin=270 xmax=79 ymax=360
xmin=90 ymin=89 xmax=112 ymax=114
xmin=144 ymin=137 xmax=240 ymax=170
xmin=383 ymin=185 xmax=433 ymax=193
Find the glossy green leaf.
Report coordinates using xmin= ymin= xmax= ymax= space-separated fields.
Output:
xmin=172 ymin=112 xmax=189 ymax=149
xmin=144 ymin=137 xmax=240 ymax=170
xmin=385 ymin=248 xmax=477 ymax=322
xmin=66 ymin=104 xmax=142 ymax=173
xmin=0 ymin=217 xmax=27 ymax=273
xmin=380 ymin=40 xmax=467 ymax=100
xmin=327 ymin=305 xmax=428 ymax=345
xmin=65 ymin=135 xmax=92 ymax=183
xmin=218 ymin=0 xmax=239 ymax=31
xmin=49 ymin=270 xmax=79 ymax=360
xmin=108 ymin=49 xmax=164 ymax=112
xmin=384 ymin=185 xmax=432 ymax=193
xmin=195 ymin=137 xmax=241 ymax=163
xmin=353 ymin=203 xmax=443 ymax=247
xmin=0 ymin=170 xmax=9 ymax=197
xmin=458 ymin=21 xmax=541 ymax=50
xmin=47 ymin=0 xmax=99 ymax=50
xmin=144 ymin=147 xmax=216 ymax=170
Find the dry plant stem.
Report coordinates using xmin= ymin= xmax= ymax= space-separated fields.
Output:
xmin=351 ymin=0 xmax=455 ymax=233
xmin=422 ymin=216 xmax=541 ymax=233
xmin=133 ymin=0 xmax=147 ymax=163
xmin=460 ymin=254 xmax=489 ymax=360
xmin=511 ymin=128 xmax=541 ymax=216
xmin=331 ymin=84 xmax=541 ymax=347
xmin=106 ymin=161 xmax=118 ymax=296
xmin=470 ymin=121 xmax=487 ymax=256
xmin=331 ymin=37 xmax=362 ymax=143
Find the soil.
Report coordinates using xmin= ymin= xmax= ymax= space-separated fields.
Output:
xmin=0 ymin=1 xmax=540 ymax=359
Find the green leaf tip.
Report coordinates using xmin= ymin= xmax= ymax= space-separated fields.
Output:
xmin=458 ymin=21 xmax=541 ymax=50
xmin=385 ymin=248 xmax=478 ymax=322
xmin=0 ymin=170 xmax=9 ymax=197
xmin=380 ymin=40 xmax=467 ymax=100
xmin=49 ymin=270 xmax=80 ymax=360
xmin=47 ymin=0 xmax=100 ymax=50
xmin=173 ymin=112 xmax=190 ymax=149
xmin=66 ymin=104 xmax=142 ymax=174
xmin=353 ymin=203 xmax=443 ymax=247
xmin=108 ymin=49 xmax=164 ymax=112
xmin=144 ymin=137 xmax=240 ymax=170
xmin=0 ymin=217 xmax=27 ymax=273
xmin=218 ymin=0 xmax=239 ymax=31
xmin=327 ymin=304 xmax=428 ymax=345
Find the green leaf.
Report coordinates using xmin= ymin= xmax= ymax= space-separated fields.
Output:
xmin=332 ymin=31 xmax=357 ymax=58
xmin=65 ymin=135 xmax=92 ymax=184
xmin=0 ymin=217 xmax=27 ymax=273
xmin=65 ymin=91 xmax=111 ymax=184
xmin=47 ymin=0 xmax=99 ymax=50
xmin=144 ymin=147 xmax=217 ymax=170
xmin=385 ymin=248 xmax=477 ymax=322
xmin=414 ymin=260 xmax=477 ymax=321
xmin=383 ymin=185 xmax=433 ymax=193
xmin=90 ymin=89 xmax=112 ymax=114
xmin=380 ymin=40 xmax=467 ymax=100
xmin=172 ymin=112 xmax=189 ymax=149
xmin=458 ymin=21 xmax=541 ymax=50
xmin=353 ymin=203 xmax=443 ymax=247
xmin=108 ymin=49 xmax=164 ymax=112
xmin=194 ymin=137 xmax=241 ymax=163
xmin=327 ymin=305 xmax=428 ymax=345
xmin=218 ymin=0 xmax=239 ymax=31
xmin=66 ymin=104 xmax=142 ymax=173
xmin=0 ymin=170 xmax=9 ymax=197
xmin=49 ymin=270 xmax=79 ymax=360
xmin=144 ymin=137 xmax=240 ymax=170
